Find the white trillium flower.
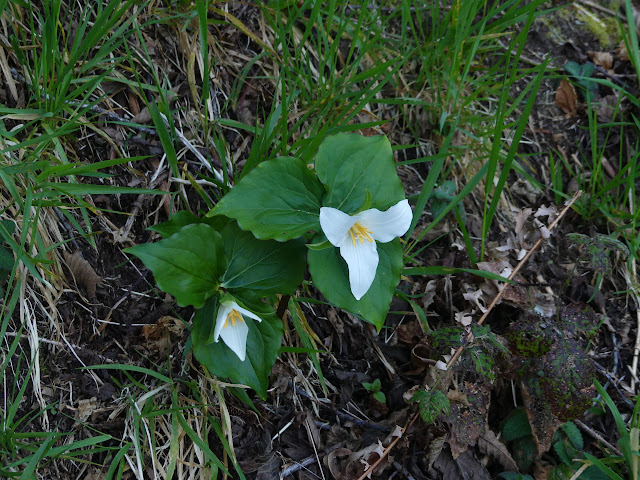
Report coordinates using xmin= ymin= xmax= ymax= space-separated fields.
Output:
xmin=214 ymin=301 xmax=262 ymax=361
xmin=319 ymin=199 xmax=412 ymax=301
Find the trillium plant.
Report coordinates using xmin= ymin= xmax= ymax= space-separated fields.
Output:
xmin=126 ymin=133 xmax=414 ymax=397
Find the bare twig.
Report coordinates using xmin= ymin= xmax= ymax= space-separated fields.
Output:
xmin=446 ymin=191 xmax=582 ymax=369
xmin=593 ymin=361 xmax=635 ymax=409
xmin=574 ymin=419 xmax=623 ymax=457
xmin=356 ymin=414 xmax=418 ymax=480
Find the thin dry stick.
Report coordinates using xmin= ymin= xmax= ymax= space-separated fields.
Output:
xmin=356 ymin=413 xmax=419 ymax=480
xmin=568 ymin=463 xmax=590 ymax=480
xmin=574 ymin=419 xmax=623 ymax=457
xmin=446 ymin=190 xmax=583 ymax=369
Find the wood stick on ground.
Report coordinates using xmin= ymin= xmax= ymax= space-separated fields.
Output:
xmin=356 ymin=413 xmax=419 ymax=480
xmin=446 ymin=190 xmax=582 ymax=369
xmin=574 ymin=419 xmax=623 ymax=457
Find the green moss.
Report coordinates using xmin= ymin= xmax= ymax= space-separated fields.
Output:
xmin=568 ymin=5 xmax=620 ymax=47
xmin=537 ymin=4 xmax=620 ymax=49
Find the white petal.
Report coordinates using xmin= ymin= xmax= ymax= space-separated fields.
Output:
xmin=356 ymin=199 xmax=412 ymax=243
xmin=213 ymin=302 xmax=234 ymax=343
xmin=218 ymin=317 xmax=249 ymax=361
xmin=435 ymin=361 xmax=448 ymax=371
xmin=213 ymin=300 xmax=259 ymax=361
xmin=233 ymin=304 xmax=262 ymax=323
xmin=339 ymin=239 xmax=379 ymax=300
xmin=320 ymin=207 xmax=356 ymax=247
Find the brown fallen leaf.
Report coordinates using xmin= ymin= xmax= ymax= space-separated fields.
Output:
xmin=448 ymin=382 xmax=491 ymax=459
xmin=477 ymin=429 xmax=518 ymax=472
xmin=426 ymin=429 xmax=447 ymax=470
xmin=432 ymin=446 xmax=492 ymax=480
xmin=324 ymin=447 xmax=352 ymax=480
xmin=555 ymin=79 xmax=578 ymax=117
xmin=597 ymin=94 xmax=620 ymax=124
xmin=63 ymin=251 xmax=101 ymax=300
xmin=588 ymin=50 xmax=613 ymax=70
xmin=141 ymin=316 xmax=186 ymax=354
xmin=520 ymin=377 xmax=561 ymax=455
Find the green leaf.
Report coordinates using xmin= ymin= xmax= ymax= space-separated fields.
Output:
xmin=373 ymin=391 xmax=386 ymax=403
xmin=560 ymin=421 xmax=584 ymax=450
xmin=306 ymin=239 xmax=332 ymax=250
xmin=35 ymin=182 xmax=165 ymax=197
xmin=149 ymin=211 xmax=228 ymax=239
xmin=501 ymin=408 xmax=532 ymax=442
xmin=125 ymin=224 xmax=226 ymax=308
xmin=0 ymin=246 xmax=14 ymax=273
xmin=149 ymin=211 xmax=202 ymax=238
xmin=308 ymin=239 xmax=403 ymax=330
xmin=564 ymin=61 xmax=598 ymax=98
xmin=211 ymin=156 xmax=324 ymax=241
xmin=403 ymin=266 xmax=513 ymax=283
xmin=315 ymin=133 xmax=405 ymax=213
xmin=219 ymin=222 xmax=306 ymax=295
xmin=0 ymin=219 xmax=15 ymax=237
xmin=84 ymin=364 xmax=172 ymax=384
xmin=512 ymin=436 xmax=537 ymax=471
xmin=191 ymin=297 xmax=283 ymax=398
xmin=410 ymin=389 xmax=450 ymax=424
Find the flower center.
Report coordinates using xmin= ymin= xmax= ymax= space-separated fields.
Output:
xmin=348 ymin=222 xmax=374 ymax=246
xmin=224 ymin=309 xmax=245 ymax=328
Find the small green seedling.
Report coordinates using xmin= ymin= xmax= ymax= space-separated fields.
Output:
xmin=410 ymin=388 xmax=450 ymax=424
xmin=362 ymin=378 xmax=386 ymax=404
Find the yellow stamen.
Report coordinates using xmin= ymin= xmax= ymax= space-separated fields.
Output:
xmin=348 ymin=222 xmax=374 ymax=246
xmin=224 ymin=309 xmax=245 ymax=328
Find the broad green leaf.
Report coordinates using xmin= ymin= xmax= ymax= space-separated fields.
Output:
xmin=125 ymin=224 xmax=226 ymax=308
xmin=373 ymin=391 xmax=386 ymax=403
xmin=211 ymin=156 xmax=324 ymax=241
xmin=149 ymin=211 xmax=202 ymax=238
xmin=315 ymin=133 xmax=405 ymax=213
xmin=220 ymin=222 xmax=306 ymax=295
xmin=308 ymin=239 xmax=403 ymax=330
xmin=0 ymin=246 xmax=14 ymax=273
xmin=0 ymin=219 xmax=15 ymax=237
xmin=191 ymin=296 xmax=283 ymax=398
xmin=149 ymin=211 xmax=227 ymax=239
